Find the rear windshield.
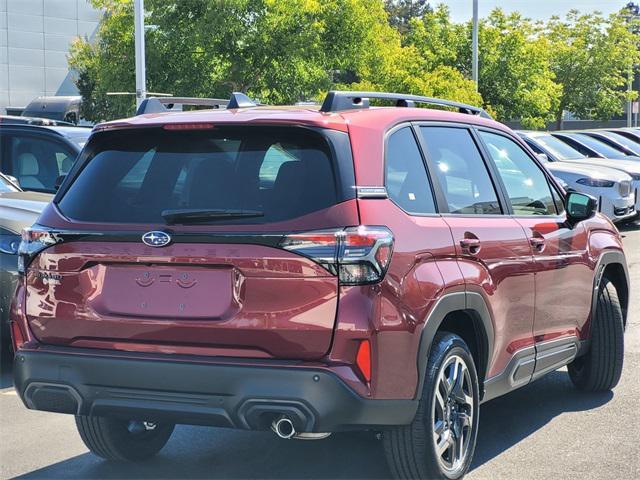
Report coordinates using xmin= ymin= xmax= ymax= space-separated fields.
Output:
xmin=58 ymin=126 xmax=342 ymax=224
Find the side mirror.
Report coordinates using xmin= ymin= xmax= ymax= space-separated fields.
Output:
xmin=536 ymin=153 xmax=549 ymax=163
xmin=54 ymin=175 xmax=66 ymax=191
xmin=566 ymin=192 xmax=597 ymax=223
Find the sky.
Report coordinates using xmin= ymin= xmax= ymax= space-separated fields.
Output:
xmin=438 ymin=1 xmax=626 ymax=23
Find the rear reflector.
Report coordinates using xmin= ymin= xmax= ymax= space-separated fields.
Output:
xmin=10 ymin=321 xmax=26 ymax=351
xmin=356 ymin=340 xmax=372 ymax=382
xmin=279 ymin=226 xmax=394 ymax=285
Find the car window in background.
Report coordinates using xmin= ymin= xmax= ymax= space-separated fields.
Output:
xmin=533 ymin=134 xmax=586 ymax=160
xmin=600 ymin=132 xmax=640 ymax=155
xmin=420 ymin=126 xmax=501 ymax=215
xmin=0 ymin=174 xmax=20 ymax=193
xmin=385 ymin=127 xmax=436 ymax=214
xmin=480 ymin=132 xmax=556 ymax=216
xmin=8 ymin=134 xmax=76 ymax=192
xmin=572 ymin=133 xmax=630 ymax=158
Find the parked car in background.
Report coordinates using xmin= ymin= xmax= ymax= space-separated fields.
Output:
xmin=551 ymin=131 xmax=640 ymax=161
xmin=581 ymin=130 xmax=640 ymax=157
xmin=22 ymin=96 xmax=82 ymax=125
xmin=0 ymin=173 xmax=52 ymax=351
xmin=10 ymin=91 xmax=629 ymax=480
xmin=0 ymin=115 xmax=75 ymax=127
xmin=608 ymin=128 xmax=640 ymax=144
xmin=519 ymin=130 xmax=640 ymax=218
xmin=0 ymin=124 xmax=90 ymax=193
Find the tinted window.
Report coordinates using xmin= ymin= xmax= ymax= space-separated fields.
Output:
xmin=9 ymin=134 xmax=76 ymax=192
xmin=420 ymin=127 xmax=501 ymax=215
xmin=570 ymin=134 xmax=627 ymax=158
xmin=385 ymin=127 xmax=436 ymax=214
xmin=58 ymin=127 xmax=340 ymax=224
xmin=530 ymin=134 xmax=585 ymax=161
xmin=480 ymin=132 xmax=556 ymax=216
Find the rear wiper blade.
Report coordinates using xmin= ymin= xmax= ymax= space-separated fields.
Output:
xmin=161 ymin=208 xmax=264 ymax=224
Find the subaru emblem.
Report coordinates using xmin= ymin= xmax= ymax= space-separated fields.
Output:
xmin=142 ymin=231 xmax=171 ymax=247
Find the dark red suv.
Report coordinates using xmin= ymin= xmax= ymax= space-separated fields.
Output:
xmin=10 ymin=92 xmax=628 ymax=479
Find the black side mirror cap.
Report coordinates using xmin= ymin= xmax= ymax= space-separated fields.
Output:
xmin=566 ymin=191 xmax=597 ymax=223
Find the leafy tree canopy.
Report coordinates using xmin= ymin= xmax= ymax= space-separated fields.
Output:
xmin=547 ymin=10 xmax=640 ymax=128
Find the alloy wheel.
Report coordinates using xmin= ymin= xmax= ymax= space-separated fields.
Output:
xmin=431 ymin=354 xmax=474 ymax=474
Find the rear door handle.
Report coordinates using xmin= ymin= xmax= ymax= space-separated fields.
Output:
xmin=460 ymin=238 xmax=481 ymax=255
xmin=529 ymin=235 xmax=546 ymax=252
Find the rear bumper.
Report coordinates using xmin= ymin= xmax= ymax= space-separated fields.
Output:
xmin=13 ymin=348 xmax=417 ymax=432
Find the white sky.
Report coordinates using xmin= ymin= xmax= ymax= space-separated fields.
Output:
xmin=437 ymin=0 xmax=625 ymax=22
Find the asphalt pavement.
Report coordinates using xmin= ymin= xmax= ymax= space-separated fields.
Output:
xmin=1 ymin=221 xmax=639 ymax=480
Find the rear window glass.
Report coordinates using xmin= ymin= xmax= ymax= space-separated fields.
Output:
xmin=58 ymin=127 xmax=340 ymax=224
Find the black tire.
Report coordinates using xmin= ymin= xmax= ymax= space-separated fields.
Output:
xmin=568 ymin=277 xmax=624 ymax=392
xmin=75 ymin=416 xmax=175 ymax=462
xmin=384 ymin=333 xmax=479 ymax=480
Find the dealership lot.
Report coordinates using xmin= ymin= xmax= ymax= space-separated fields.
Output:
xmin=1 ymin=221 xmax=638 ymax=480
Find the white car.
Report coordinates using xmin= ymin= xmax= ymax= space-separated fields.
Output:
xmin=519 ymin=131 xmax=640 ymax=222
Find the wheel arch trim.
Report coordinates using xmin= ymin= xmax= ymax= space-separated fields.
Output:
xmin=414 ymin=291 xmax=495 ymax=400
xmin=591 ymin=249 xmax=629 ymax=327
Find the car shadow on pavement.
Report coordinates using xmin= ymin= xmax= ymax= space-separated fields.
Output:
xmin=13 ymin=369 xmax=613 ymax=480
xmin=471 ymin=370 xmax=612 ymax=470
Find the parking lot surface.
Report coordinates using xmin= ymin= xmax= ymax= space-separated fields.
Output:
xmin=1 ymin=222 xmax=639 ymax=480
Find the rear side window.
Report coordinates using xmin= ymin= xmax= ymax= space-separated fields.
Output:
xmin=58 ymin=127 xmax=341 ymax=224
xmin=420 ymin=127 xmax=501 ymax=215
xmin=385 ymin=127 xmax=436 ymax=214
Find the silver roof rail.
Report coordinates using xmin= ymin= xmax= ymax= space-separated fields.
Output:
xmin=135 ymin=92 xmax=257 ymax=115
xmin=319 ymin=90 xmax=491 ymax=118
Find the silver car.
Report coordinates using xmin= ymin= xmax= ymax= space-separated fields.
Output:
xmin=0 ymin=173 xmax=52 ymax=350
xmin=518 ymin=131 xmax=638 ymax=222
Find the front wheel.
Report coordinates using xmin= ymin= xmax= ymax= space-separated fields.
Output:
xmin=384 ymin=333 xmax=479 ymax=479
xmin=568 ymin=277 xmax=624 ymax=392
xmin=75 ymin=416 xmax=175 ymax=462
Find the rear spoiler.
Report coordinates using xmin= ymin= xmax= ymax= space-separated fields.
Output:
xmin=136 ymin=92 xmax=257 ymax=115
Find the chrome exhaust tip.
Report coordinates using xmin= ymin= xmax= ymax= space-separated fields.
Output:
xmin=272 ymin=416 xmax=296 ymax=439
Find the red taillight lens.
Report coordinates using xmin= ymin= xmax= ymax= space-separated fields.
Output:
xmin=279 ymin=226 xmax=394 ymax=285
xmin=356 ymin=340 xmax=372 ymax=382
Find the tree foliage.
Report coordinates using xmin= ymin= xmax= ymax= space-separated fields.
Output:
xmin=69 ymin=0 xmax=638 ymax=127
xmin=547 ymin=10 xmax=640 ymax=128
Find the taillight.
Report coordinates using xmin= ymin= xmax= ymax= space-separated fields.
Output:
xmin=280 ymin=226 xmax=394 ymax=285
xmin=17 ymin=226 xmax=62 ymax=274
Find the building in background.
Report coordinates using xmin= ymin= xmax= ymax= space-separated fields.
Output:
xmin=0 ymin=0 xmax=102 ymax=114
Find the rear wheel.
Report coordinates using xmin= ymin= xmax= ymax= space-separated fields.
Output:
xmin=568 ymin=277 xmax=624 ymax=392
xmin=75 ymin=416 xmax=174 ymax=461
xmin=384 ymin=333 xmax=479 ymax=480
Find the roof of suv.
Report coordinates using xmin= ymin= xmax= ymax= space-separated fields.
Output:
xmin=95 ymin=105 xmax=506 ymax=134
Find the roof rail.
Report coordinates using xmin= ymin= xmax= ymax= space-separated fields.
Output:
xmin=136 ymin=92 xmax=257 ymax=115
xmin=319 ymin=90 xmax=491 ymax=118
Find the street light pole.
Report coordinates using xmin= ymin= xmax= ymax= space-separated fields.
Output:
xmin=134 ymin=0 xmax=146 ymax=110
xmin=472 ymin=0 xmax=479 ymax=89
xmin=624 ymin=2 xmax=639 ymax=128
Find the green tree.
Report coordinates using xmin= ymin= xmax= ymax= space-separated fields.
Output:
xmin=547 ymin=10 xmax=640 ymax=129
xmin=384 ymin=0 xmax=431 ymax=34
xmin=461 ymin=9 xmax=560 ymax=128
xmin=72 ymin=0 xmax=432 ymax=122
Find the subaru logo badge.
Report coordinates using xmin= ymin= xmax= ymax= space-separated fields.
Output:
xmin=142 ymin=231 xmax=171 ymax=247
